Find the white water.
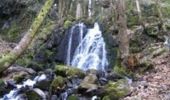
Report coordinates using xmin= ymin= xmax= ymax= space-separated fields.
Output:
xmin=1 ymin=74 xmax=47 ymax=100
xmin=66 ymin=23 xmax=85 ymax=65
xmin=67 ymin=23 xmax=108 ymax=71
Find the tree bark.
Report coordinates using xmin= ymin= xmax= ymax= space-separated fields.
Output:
xmin=0 ymin=0 xmax=54 ymax=73
xmin=115 ymin=0 xmax=129 ymax=59
xmin=135 ymin=0 xmax=142 ymax=24
xmin=58 ymin=0 xmax=66 ymax=20
xmin=76 ymin=1 xmax=83 ymax=19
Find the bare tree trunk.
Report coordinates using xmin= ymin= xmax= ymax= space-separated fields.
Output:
xmin=58 ymin=0 xmax=66 ymax=20
xmin=135 ymin=0 xmax=142 ymax=24
xmin=0 ymin=0 xmax=54 ymax=73
xmin=115 ymin=0 xmax=129 ymax=59
xmin=82 ymin=0 xmax=89 ymax=18
xmin=88 ymin=0 xmax=92 ymax=19
xmin=76 ymin=1 xmax=83 ymax=19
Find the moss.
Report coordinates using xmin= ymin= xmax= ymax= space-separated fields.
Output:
xmin=137 ymin=62 xmax=153 ymax=73
xmin=55 ymin=65 xmax=85 ymax=78
xmin=130 ymin=39 xmax=143 ymax=53
xmin=5 ymin=23 xmax=21 ymax=42
xmin=26 ymin=90 xmax=41 ymax=100
xmin=127 ymin=15 xmax=138 ymax=27
xmin=103 ymin=80 xmax=130 ymax=99
xmin=68 ymin=95 xmax=79 ymax=100
xmin=50 ymin=76 xmax=65 ymax=93
xmin=64 ymin=20 xmax=72 ymax=29
xmin=145 ymin=25 xmax=159 ymax=36
xmin=0 ymin=0 xmax=54 ymax=73
xmin=13 ymin=74 xmax=25 ymax=83
xmin=102 ymin=96 xmax=111 ymax=100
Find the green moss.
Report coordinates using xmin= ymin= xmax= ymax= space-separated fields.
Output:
xmin=130 ymin=39 xmax=143 ymax=53
xmin=113 ymin=56 xmax=134 ymax=78
xmin=0 ymin=0 xmax=54 ymax=73
xmin=50 ymin=76 xmax=65 ymax=92
xmin=55 ymin=65 xmax=85 ymax=78
xmin=13 ymin=74 xmax=25 ymax=83
xmin=64 ymin=20 xmax=72 ymax=29
xmin=103 ymin=80 xmax=130 ymax=99
xmin=137 ymin=62 xmax=153 ymax=73
xmin=102 ymin=96 xmax=111 ymax=100
xmin=127 ymin=15 xmax=138 ymax=27
xmin=26 ymin=91 xmax=41 ymax=100
xmin=146 ymin=25 xmax=158 ymax=36
xmin=68 ymin=95 xmax=79 ymax=100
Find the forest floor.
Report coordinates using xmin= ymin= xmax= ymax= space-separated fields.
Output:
xmin=124 ymin=51 xmax=170 ymax=100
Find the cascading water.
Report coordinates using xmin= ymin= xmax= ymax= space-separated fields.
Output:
xmin=1 ymin=74 xmax=47 ymax=100
xmin=66 ymin=22 xmax=108 ymax=71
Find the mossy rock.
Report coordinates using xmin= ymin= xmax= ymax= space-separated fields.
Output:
xmin=26 ymin=90 xmax=42 ymax=100
xmin=103 ymin=80 xmax=130 ymax=99
xmin=102 ymin=96 xmax=111 ymax=100
xmin=113 ymin=61 xmax=134 ymax=78
xmin=54 ymin=65 xmax=85 ymax=78
xmin=13 ymin=74 xmax=26 ymax=83
xmin=50 ymin=76 xmax=65 ymax=93
xmin=64 ymin=20 xmax=73 ymax=29
xmin=68 ymin=95 xmax=79 ymax=100
xmin=145 ymin=25 xmax=159 ymax=36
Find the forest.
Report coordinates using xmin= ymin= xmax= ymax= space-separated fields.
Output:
xmin=0 ymin=0 xmax=170 ymax=100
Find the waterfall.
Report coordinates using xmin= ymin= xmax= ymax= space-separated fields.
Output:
xmin=66 ymin=23 xmax=85 ymax=65
xmin=66 ymin=23 xmax=108 ymax=71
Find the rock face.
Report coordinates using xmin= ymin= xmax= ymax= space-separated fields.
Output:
xmin=55 ymin=23 xmax=87 ymax=63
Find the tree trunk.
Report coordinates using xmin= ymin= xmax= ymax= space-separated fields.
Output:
xmin=135 ymin=0 xmax=142 ymax=24
xmin=115 ymin=0 xmax=129 ymax=59
xmin=88 ymin=0 xmax=92 ymax=19
xmin=58 ymin=0 xmax=66 ymax=20
xmin=76 ymin=1 xmax=83 ymax=19
xmin=0 ymin=0 xmax=54 ymax=73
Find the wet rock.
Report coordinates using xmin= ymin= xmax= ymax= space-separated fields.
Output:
xmin=6 ymin=80 xmax=16 ymax=89
xmin=54 ymin=65 xmax=85 ymax=78
xmin=13 ymin=71 xmax=29 ymax=83
xmin=26 ymin=89 xmax=44 ymax=100
xmin=35 ymin=70 xmax=54 ymax=90
xmin=55 ymin=24 xmax=87 ymax=63
xmin=50 ymin=76 xmax=66 ymax=93
xmin=35 ymin=78 xmax=51 ymax=91
xmin=78 ymin=72 xmax=98 ymax=96
xmin=0 ymin=79 xmax=8 ymax=96
xmin=4 ymin=66 xmax=36 ymax=75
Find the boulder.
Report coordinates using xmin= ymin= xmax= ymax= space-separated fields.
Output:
xmin=50 ymin=76 xmax=66 ymax=93
xmin=102 ymin=79 xmax=131 ymax=99
xmin=54 ymin=65 xmax=85 ymax=78
xmin=78 ymin=72 xmax=98 ymax=96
